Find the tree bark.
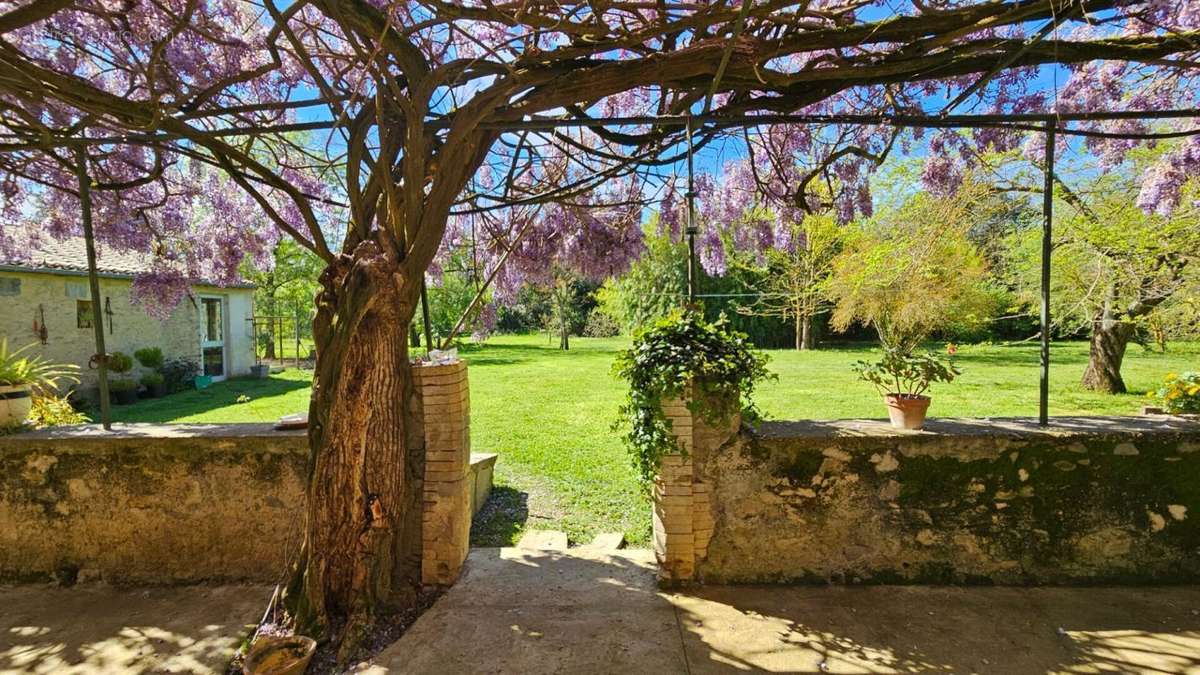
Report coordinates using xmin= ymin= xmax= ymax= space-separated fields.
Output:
xmin=1081 ymin=320 xmax=1135 ymax=394
xmin=284 ymin=241 xmax=425 ymax=660
xmin=799 ymin=313 xmax=813 ymax=351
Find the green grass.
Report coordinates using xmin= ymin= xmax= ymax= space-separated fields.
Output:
xmin=105 ymin=334 xmax=1200 ymax=547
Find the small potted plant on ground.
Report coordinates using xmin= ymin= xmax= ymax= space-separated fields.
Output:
xmin=107 ymin=351 xmax=139 ymax=405
xmin=1145 ymin=372 xmax=1200 ymax=415
xmin=0 ymin=338 xmax=79 ymax=427
xmin=134 ymin=347 xmax=167 ymax=397
xmin=853 ymin=349 xmax=960 ymax=430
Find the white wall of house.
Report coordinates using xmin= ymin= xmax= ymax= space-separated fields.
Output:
xmin=0 ymin=270 xmax=255 ymax=396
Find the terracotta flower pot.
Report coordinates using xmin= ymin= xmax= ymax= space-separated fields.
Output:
xmin=884 ymin=393 xmax=931 ymax=430
xmin=243 ymin=635 xmax=316 ymax=675
xmin=0 ymin=383 xmax=33 ymax=427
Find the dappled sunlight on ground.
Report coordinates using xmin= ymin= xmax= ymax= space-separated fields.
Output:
xmin=367 ymin=547 xmax=1200 ymax=674
xmin=0 ymin=585 xmax=270 ymax=674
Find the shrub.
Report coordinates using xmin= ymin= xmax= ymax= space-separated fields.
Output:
xmin=614 ymin=311 xmax=773 ymax=483
xmin=853 ymin=349 xmax=960 ymax=399
xmin=133 ymin=347 xmax=164 ymax=370
xmin=27 ymin=395 xmax=88 ymax=428
xmin=108 ymin=378 xmax=138 ymax=392
xmin=140 ymin=372 xmax=165 ymax=387
xmin=106 ymin=351 xmax=133 ymax=374
xmin=1148 ymin=372 xmax=1200 ymax=414
xmin=582 ymin=310 xmax=621 ymax=338
xmin=161 ymin=357 xmax=199 ymax=393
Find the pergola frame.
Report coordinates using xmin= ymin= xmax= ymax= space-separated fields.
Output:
xmin=46 ymin=106 xmax=1200 ymax=428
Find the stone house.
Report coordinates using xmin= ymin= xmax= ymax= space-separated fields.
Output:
xmin=0 ymin=238 xmax=255 ymax=397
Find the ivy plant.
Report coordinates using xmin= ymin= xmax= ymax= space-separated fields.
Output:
xmin=614 ymin=311 xmax=772 ymax=483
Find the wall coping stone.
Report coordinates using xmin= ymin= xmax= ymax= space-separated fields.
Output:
xmin=752 ymin=415 xmax=1200 ymax=442
xmin=1 ymin=422 xmax=306 ymax=442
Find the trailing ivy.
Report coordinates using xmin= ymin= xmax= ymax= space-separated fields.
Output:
xmin=613 ymin=311 xmax=773 ymax=483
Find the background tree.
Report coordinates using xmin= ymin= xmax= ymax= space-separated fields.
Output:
xmin=733 ymin=214 xmax=844 ymax=350
xmin=827 ymin=183 xmax=1000 ymax=352
xmin=1001 ymin=166 xmax=1200 ymax=392
xmin=243 ymin=239 xmax=323 ymax=359
xmin=4 ymin=0 xmax=1200 ymax=658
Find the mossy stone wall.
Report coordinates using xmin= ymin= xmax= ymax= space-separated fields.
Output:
xmin=0 ymin=423 xmax=307 ymax=584
xmin=695 ymin=416 xmax=1200 ymax=585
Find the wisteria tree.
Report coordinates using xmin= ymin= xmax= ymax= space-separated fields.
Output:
xmin=2 ymin=0 xmax=1199 ymax=657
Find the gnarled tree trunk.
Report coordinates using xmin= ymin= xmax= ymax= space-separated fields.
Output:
xmin=1081 ymin=319 xmax=1135 ymax=394
xmin=284 ymin=241 xmax=426 ymax=659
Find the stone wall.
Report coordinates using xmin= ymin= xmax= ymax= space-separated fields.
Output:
xmin=0 ymin=424 xmax=307 ymax=585
xmin=0 ymin=362 xmax=487 ymax=586
xmin=656 ymin=413 xmax=1200 ymax=585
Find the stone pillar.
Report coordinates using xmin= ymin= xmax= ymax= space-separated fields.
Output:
xmin=414 ymin=360 xmax=471 ymax=586
xmin=653 ymin=391 xmax=732 ymax=584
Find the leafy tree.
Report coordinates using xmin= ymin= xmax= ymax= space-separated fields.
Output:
xmin=827 ymin=183 xmax=999 ymax=352
xmin=597 ymin=226 xmax=688 ymax=334
xmin=4 ymin=1 xmax=1199 ymax=657
xmin=242 ymin=239 xmax=323 ymax=358
xmin=1001 ymin=168 xmax=1200 ymax=392
xmin=734 ymin=214 xmax=844 ymax=350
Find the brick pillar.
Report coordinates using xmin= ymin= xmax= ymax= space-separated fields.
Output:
xmin=653 ymin=390 xmax=732 ymax=584
xmin=414 ymin=360 xmax=471 ymax=586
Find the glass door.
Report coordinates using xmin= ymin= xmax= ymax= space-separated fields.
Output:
xmin=200 ymin=296 xmax=227 ymax=381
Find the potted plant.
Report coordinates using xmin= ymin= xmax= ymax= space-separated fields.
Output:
xmin=250 ymin=362 xmax=270 ymax=378
xmin=106 ymin=351 xmax=139 ymax=405
xmin=140 ymin=371 xmax=167 ymax=398
xmin=853 ymin=349 xmax=960 ymax=430
xmin=0 ymin=338 xmax=79 ymax=427
xmin=1146 ymin=372 xmax=1200 ymax=415
xmin=134 ymin=347 xmax=167 ymax=397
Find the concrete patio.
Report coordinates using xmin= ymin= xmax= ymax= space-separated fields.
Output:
xmin=365 ymin=547 xmax=1200 ymax=674
xmin=3 ymin=548 xmax=1199 ymax=674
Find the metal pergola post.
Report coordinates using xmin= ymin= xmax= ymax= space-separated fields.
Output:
xmin=74 ymin=147 xmax=111 ymax=430
xmin=685 ymin=116 xmax=699 ymax=304
xmin=1039 ymin=124 xmax=1056 ymax=426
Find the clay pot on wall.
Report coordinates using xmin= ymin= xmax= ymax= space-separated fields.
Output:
xmin=884 ymin=393 xmax=931 ymax=430
xmin=0 ymin=383 xmax=32 ymax=426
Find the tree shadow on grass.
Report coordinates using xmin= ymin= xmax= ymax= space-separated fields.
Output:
xmin=469 ymin=486 xmax=529 ymax=547
xmin=105 ymin=373 xmax=312 ymax=424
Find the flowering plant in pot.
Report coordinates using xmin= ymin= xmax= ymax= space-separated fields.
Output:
xmin=1146 ymin=372 xmax=1200 ymax=414
xmin=853 ymin=349 xmax=959 ymax=430
xmin=0 ymin=338 xmax=79 ymax=427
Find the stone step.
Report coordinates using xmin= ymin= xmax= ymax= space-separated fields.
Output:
xmin=517 ymin=530 xmax=568 ymax=551
xmin=582 ymin=532 xmax=626 ymax=551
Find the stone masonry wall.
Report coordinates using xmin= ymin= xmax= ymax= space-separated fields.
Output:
xmin=660 ymin=415 xmax=1200 ymax=585
xmin=0 ymin=424 xmax=308 ymax=585
xmin=414 ymin=360 xmax=472 ymax=586
xmin=0 ymin=362 xmax=479 ymax=586
xmin=653 ymin=392 xmax=734 ymax=583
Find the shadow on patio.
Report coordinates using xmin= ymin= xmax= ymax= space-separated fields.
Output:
xmin=367 ymin=547 xmax=1200 ymax=674
xmin=0 ymin=584 xmax=271 ymax=673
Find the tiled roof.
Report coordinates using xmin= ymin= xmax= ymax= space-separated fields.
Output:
xmin=0 ymin=237 xmax=252 ymax=288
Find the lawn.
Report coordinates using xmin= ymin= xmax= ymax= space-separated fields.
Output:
xmin=107 ymin=334 xmax=1199 ymax=547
